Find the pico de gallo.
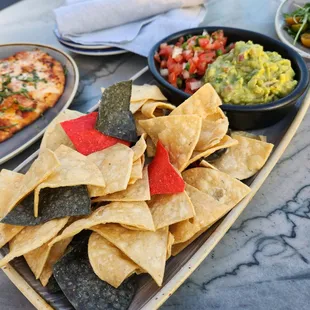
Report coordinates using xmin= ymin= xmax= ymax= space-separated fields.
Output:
xmin=154 ymin=30 xmax=234 ymax=94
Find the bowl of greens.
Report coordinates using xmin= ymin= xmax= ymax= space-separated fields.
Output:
xmin=275 ymin=0 xmax=310 ymax=58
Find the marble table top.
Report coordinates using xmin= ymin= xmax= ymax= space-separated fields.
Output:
xmin=1 ymin=0 xmax=310 ymax=309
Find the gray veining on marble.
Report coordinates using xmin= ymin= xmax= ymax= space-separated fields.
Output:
xmin=1 ymin=0 xmax=310 ymax=309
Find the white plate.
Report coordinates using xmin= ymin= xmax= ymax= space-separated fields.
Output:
xmin=275 ymin=0 xmax=310 ymax=59
xmin=58 ymin=41 xmax=128 ymax=56
xmin=0 ymin=43 xmax=79 ymax=165
xmin=54 ymin=28 xmax=112 ymax=50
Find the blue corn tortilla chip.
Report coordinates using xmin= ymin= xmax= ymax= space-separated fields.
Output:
xmin=45 ymin=275 xmax=62 ymax=293
xmin=96 ymin=81 xmax=138 ymax=142
xmin=1 ymin=186 xmax=91 ymax=226
xmin=53 ymin=235 xmax=137 ymax=310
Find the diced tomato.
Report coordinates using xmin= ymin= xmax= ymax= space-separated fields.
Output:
xmin=160 ymin=60 xmax=167 ymax=68
xmin=212 ymin=40 xmax=224 ymax=50
xmin=212 ymin=30 xmax=225 ymax=40
xmin=174 ymin=54 xmax=183 ymax=63
xmin=200 ymin=51 xmax=216 ymax=61
xmin=184 ymin=78 xmax=199 ymax=94
xmin=168 ymin=72 xmax=177 ymax=87
xmin=196 ymin=61 xmax=207 ymax=76
xmin=173 ymin=63 xmax=183 ymax=76
xmin=159 ymin=45 xmax=173 ymax=59
xmin=183 ymin=49 xmax=193 ymax=61
xmin=238 ymin=54 xmax=245 ymax=62
xmin=187 ymin=36 xmax=197 ymax=47
xmin=198 ymin=38 xmax=210 ymax=49
xmin=167 ymin=56 xmax=176 ymax=70
xmin=188 ymin=59 xmax=197 ymax=74
xmin=196 ymin=53 xmax=214 ymax=75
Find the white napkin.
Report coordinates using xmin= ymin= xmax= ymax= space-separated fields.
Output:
xmin=54 ymin=0 xmax=206 ymax=56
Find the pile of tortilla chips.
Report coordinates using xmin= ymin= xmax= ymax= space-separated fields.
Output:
xmin=0 ymin=81 xmax=274 ymax=310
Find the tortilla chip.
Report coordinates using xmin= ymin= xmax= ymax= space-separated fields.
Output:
xmin=0 ymin=170 xmax=24 ymax=218
xmin=130 ymin=99 xmax=147 ymax=114
xmin=128 ymin=157 xmax=143 ymax=185
xmin=24 ymin=242 xmax=50 ymax=279
xmin=141 ymin=101 xmax=175 ymax=119
xmin=93 ymin=168 xmax=150 ymax=202
xmin=24 ymin=220 xmax=74 ymax=279
xmin=187 ymin=135 xmax=238 ymax=168
xmin=148 ymin=191 xmax=195 ymax=230
xmin=40 ymin=109 xmax=84 ymax=152
xmin=169 ymin=91 xmax=227 ymax=152
xmin=5 ymin=149 xmax=60 ymax=217
xmin=1 ymin=186 xmax=91 ymax=226
xmin=171 ymin=225 xmax=210 ymax=256
xmin=131 ymin=133 xmax=147 ymax=161
xmin=170 ymin=83 xmax=221 ymax=117
xmin=139 ymin=115 xmax=202 ymax=171
xmin=211 ymin=134 xmax=274 ymax=180
xmin=87 ymin=144 xmax=134 ymax=197
xmin=34 ymin=145 xmax=105 ymax=217
xmin=170 ymin=184 xmax=233 ymax=244
xmin=182 ymin=167 xmax=251 ymax=208
xmin=148 ymin=141 xmax=185 ymax=196
xmin=146 ymin=136 xmax=156 ymax=157
xmin=232 ymin=131 xmax=267 ymax=142
xmin=39 ymin=237 xmax=73 ymax=286
xmin=49 ymin=202 xmax=155 ymax=247
xmin=195 ymin=111 xmax=229 ymax=151
xmin=88 ymin=232 xmax=139 ymax=288
xmin=199 ymin=160 xmax=218 ymax=170
xmin=96 ymin=81 xmax=137 ymax=142
xmin=134 ymin=111 xmax=148 ymax=136
xmin=166 ymin=232 xmax=174 ymax=260
xmin=0 ymin=217 xmax=69 ymax=268
xmin=91 ymin=224 xmax=168 ymax=286
xmin=131 ymin=85 xmax=167 ymax=102
xmin=54 ymin=235 xmax=137 ymax=310
xmin=61 ymin=112 xmax=130 ymax=156
xmin=0 ymin=224 xmax=24 ymax=248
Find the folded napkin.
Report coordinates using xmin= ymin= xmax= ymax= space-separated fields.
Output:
xmin=54 ymin=0 xmax=206 ymax=56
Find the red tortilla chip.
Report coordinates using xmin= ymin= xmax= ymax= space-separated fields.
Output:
xmin=148 ymin=141 xmax=185 ymax=196
xmin=61 ymin=112 xmax=130 ymax=155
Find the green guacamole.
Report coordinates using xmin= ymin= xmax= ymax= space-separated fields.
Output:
xmin=203 ymin=41 xmax=297 ymax=104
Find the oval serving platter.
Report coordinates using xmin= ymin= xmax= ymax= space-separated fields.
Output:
xmin=275 ymin=0 xmax=310 ymax=59
xmin=1 ymin=67 xmax=310 ymax=310
xmin=0 ymin=43 xmax=79 ymax=165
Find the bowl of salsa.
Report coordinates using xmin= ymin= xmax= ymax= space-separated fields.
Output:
xmin=148 ymin=27 xmax=309 ymax=129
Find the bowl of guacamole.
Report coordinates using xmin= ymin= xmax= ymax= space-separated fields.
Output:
xmin=148 ymin=27 xmax=309 ymax=129
xmin=203 ymin=41 xmax=298 ymax=105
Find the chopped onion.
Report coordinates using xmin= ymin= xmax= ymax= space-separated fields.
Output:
xmin=160 ymin=42 xmax=168 ymax=49
xmin=202 ymin=30 xmax=209 ymax=36
xmin=182 ymin=70 xmax=190 ymax=79
xmin=160 ymin=68 xmax=169 ymax=77
xmin=172 ymin=46 xmax=183 ymax=59
xmin=190 ymin=80 xmax=202 ymax=90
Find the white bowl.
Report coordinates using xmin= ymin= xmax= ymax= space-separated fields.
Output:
xmin=275 ymin=0 xmax=310 ymax=59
